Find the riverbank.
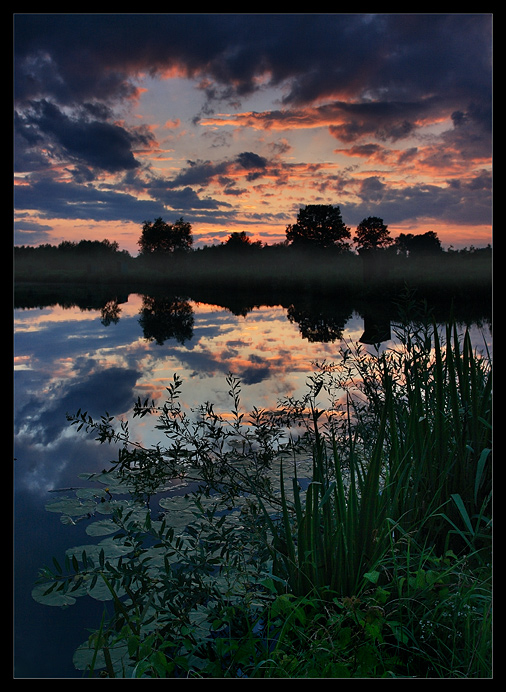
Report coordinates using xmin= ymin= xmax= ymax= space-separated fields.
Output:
xmin=14 ymin=246 xmax=492 ymax=318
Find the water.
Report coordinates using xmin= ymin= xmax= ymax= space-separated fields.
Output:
xmin=13 ymin=287 xmax=491 ymax=678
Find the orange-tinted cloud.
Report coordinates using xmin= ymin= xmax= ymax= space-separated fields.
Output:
xmin=14 ymin=14 xmax=492 ymax=251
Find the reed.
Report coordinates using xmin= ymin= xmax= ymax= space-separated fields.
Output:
xmin=386 ymin=319 xmax=492 ymax=552
xmin=263 ymin=316 xmax=492 ymax=598
xmin=37 ymin=313 xmax=491 ymax=676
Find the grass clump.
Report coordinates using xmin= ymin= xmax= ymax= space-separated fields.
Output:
xmin=33 ymin=307 xmax=492 ymax=677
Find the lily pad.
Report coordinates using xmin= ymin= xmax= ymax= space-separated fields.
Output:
xmin=32 ymin=582 xmax=77 ymax=607
xmin=85 ymin=519 xmax=119 ymax=537
xmin=77 ymin=471 xmax=130 ymax=495
xmin=66 ymin=536 xmax=134 ymax=563
xmin=85 ymin=575 xmax=124 ymax=601
xmin=45 ymin=497 xmax=96 ymax=517
xmin=75 ymin=487 xmax=108 ymax=500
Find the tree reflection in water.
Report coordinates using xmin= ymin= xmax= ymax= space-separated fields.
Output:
xmin=13 ymin=284 xmax=492 ymax=677
xmin=138 ymin=294 xmax=195 ymax=345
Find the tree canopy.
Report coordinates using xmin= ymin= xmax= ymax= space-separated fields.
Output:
xmin=285 ymin=205 xmax=351 ymax=250
xmin=353 ymin=217 xmax=393 ymax=252
xmin=138 ymin=217 xmax=193 ymax=255
xmin=224 ymin=231 xmax=262 ymax=250
xmin=395 ymin=231 xmax=443 ymax=256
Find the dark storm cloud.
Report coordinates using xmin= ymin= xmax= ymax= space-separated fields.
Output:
xmin=166 ymin=159 xmax=231 ymax=189
xmin=14 ymin=14 xmax=492 ymax=108
xmin=327 ymin=99 xmax=427 ymax=143
xmin=166 ymin=152 xmax=269 ymax=189
xmin=14 ymin=170 xmax=232 ymax=224
xmin=14 ymin=173 xmax=166 ymax=221
xmin=236 ymin=152 xmax=268 ymax=170
xmin=14 ymin=217 xmax=54 ymax=245
xmin=15 ymin=98 xmax=154 ymax=173
xmin=13 ymin=14 xmax=492 ymax=232
xmin=348 ymin=169 xmax=492 ymax=226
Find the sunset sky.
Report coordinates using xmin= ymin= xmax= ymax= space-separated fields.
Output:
xmin=14 ymin=13 xmax=493 ymax=255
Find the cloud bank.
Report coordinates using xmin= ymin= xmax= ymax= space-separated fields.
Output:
xmin=14 ymin=13 xmax=492 ymax=249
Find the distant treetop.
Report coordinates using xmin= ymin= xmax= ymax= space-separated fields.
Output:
xmin=353 ymin=216 xmax=393 ymax=252
xmin=224 ymin=231 xmax=262 ymax=249
xmin=395 ymin=230 xmax=443 ymax=256
xmin=285 ymin=205 xmax=351 ymax=250
xmin=138 ymin=217 xmax=193 ymax=255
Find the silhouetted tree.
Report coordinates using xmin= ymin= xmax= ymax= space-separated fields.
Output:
xmin=224 ymin=231 xmax=262 ymax=250
xmin=138 ymin=217 xmax=193 ymax=255
xmin=101 ymin=299 xmax=121 ymax=326
xmin=353 ymin=217 xmax=393 ymax=251
xmin=14 ymin=238 xmax=130 ymax=274
xmin=285 ymin=205 xmax=351 ymax=250
xmin=354 ymin=217 xmax=393 ymax=282
xmin=287 ymin=297 xmax=352 ymax=343
xmin=359 ymin=304 xmax=392 ymax=344
xmin=76 ymin=239 xmax=121 ymax=255
xmin=395 ymin=231 xmax=442 ymax=257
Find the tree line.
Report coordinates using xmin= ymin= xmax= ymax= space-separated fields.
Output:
xmin=14 ymin=238 xmax=131 ymax=259
xmin=136 ymin=206 xmax=446 ymax=258
xmin=14 ymin=205 xmax=491 ymax=265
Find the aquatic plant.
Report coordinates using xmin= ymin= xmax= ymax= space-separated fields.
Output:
xmin=32 ymin=314 xmax=492 ymax=677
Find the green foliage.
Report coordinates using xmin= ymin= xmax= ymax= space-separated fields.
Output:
xmin=375 ymin=546 xmax=492 ymax=677
xmin=34 ymin=312 xmax=492 ymax=677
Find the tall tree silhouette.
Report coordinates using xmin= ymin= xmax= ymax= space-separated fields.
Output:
xmin=224 ymin=231 xmax=262 ymax=250
xmin=395 ymin=230 xmax=442 ymax=257
xmin=287 ymin=297 xmax=352 ymax=343
xmin=285 ymin=205 xmax=351 ymax=250
xmin=138 ymin=217 xmax=193 ymax=255
xmin=353 ymin=217 xmax=393 ymax=251
xmin=354 ymin=216 xmax=393 ymax=281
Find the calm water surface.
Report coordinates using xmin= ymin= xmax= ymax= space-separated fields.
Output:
xmin=13 ymin=290 xmax=491 ymax=678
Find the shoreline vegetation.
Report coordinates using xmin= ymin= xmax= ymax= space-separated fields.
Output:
xmin=32 ymin=316 xmax=492 ymax=678
xmin=14 ymin=241 xmax=492 ymax=313
xmin=13 ymin=212 xmax=492 ymax=303
xmin=14 ymin=211 xmax=492 ymax=319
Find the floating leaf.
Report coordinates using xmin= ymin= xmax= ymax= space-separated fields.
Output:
xmin=95 ymin=498 xmax=141 ymax=516
xmin=45 ymin=497 xmax=96 ymax=517
xmin=66 ymin=537 xmax=133 ymax=564
xmin=32 ymin=583 xmax=77 ymax=607
xmin=77 ymin=471 xmax=128 ymax=494
xmin=86 ymin=575 xmax=122 ymax=601
xmin=75 ymin=487 xmax=108 ymax=500
xmin=85 ymin=519 xmax=119 ymax=537
xmin=60 ymin=515 xmax=77 ymax=525
xmin=95 ymin=501 xmax=114 ymax=515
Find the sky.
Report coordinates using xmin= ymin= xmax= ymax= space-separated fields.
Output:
xmin=14 ymin=13 xmax=493 ymax=255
